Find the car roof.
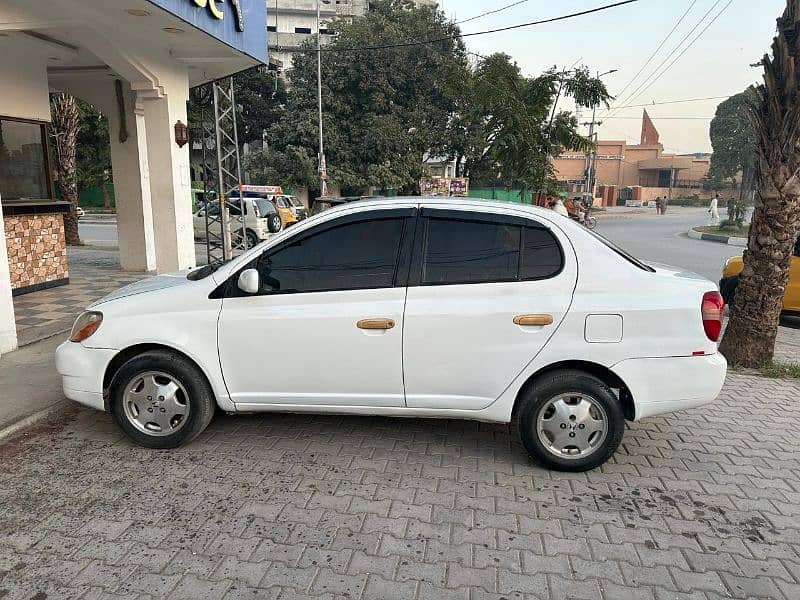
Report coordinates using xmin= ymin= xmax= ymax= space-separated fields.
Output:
xmin=316 ymin=196 xmax=557 ymax=220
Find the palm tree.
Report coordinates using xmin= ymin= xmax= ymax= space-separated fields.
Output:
xmin=719 ymin=0 xmax=800 ymax=366
xmin=50 ymin=93 xmax=82 ymax=246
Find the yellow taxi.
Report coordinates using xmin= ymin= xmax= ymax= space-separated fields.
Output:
xmin=720 ymin=236 xmax=800 ymax=313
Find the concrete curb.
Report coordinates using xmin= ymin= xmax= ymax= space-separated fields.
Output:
xmin=688 ymin=227 xmax=748 ymax=247
xmin=0 ymin=400 xmax=69 ymax=444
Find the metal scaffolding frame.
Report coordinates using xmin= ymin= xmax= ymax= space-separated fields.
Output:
xmin=190 ymin=77 xmax=247 ymax=267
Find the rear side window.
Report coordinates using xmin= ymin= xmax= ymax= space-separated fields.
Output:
xmin=520 ymin=227 xmax=563 ymax=280
xmin=423 ymin=218 xmax=520 ymax=285
xmin=421 ymin=216 xmax=563 ymax=285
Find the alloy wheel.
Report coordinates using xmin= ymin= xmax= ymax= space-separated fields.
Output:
xmin=122 ymin=371 xmax=190 ymax=437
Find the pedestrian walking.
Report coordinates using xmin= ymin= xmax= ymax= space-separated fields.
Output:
xmin=661 ymin=196 xmax=668 ymax=214
xmin=708 ymin=193 xmax=720 ymax=226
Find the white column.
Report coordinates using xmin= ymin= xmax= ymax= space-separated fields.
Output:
xmin=141 ymin=69 xmax=195 ymax=273
xmin=0 ymin=199 xmax=18 ymax=356
xmin=107 ymin=86 xmax=157 ymax=273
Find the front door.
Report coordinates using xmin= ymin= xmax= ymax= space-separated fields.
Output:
xmin=403 ymin=208 xmax=577 ymax=410
xmin=217 ymin=208 xmax=415 ymax=408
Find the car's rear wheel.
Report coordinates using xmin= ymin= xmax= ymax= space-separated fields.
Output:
xmin=245 ymin=229 xmax=259 ymax=249
xmin=516 ymin=370 xmax=624 ymax=471
xmin=110 ymin=350 xmax=215 ymax=449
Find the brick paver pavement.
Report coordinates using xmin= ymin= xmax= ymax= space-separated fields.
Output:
xmin=1 ymin=373 xmax=799 ymax=599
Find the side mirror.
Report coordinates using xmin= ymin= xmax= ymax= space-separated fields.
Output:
xmin=237 ymin=269 xmax=260 ymax=294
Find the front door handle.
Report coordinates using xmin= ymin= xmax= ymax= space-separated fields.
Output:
xmin=357 ymin=318 xmax=396 ymax=330
xmin=514 ymin=314 xmax=554 ymax=327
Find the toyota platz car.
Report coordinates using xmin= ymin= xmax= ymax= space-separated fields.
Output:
xmin=56 ymin=198 xmax=727 ymax=471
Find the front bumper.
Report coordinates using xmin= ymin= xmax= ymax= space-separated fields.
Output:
xmin=55 ymin=341 xmax=117 ymax=411
xmin=613 ymin=353 xmax=727 ymax=420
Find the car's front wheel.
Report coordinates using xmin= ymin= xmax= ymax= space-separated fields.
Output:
xmin=516 ymin=370 xmax=624 ymax=471
xmin=109 ymin=350 xmax=215 ymax=448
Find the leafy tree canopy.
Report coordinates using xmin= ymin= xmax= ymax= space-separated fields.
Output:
xmin=709 ymin=88 xmax=757 ymax=190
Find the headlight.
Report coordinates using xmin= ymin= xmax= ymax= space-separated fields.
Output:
xmin=70 ymin=311 xmax=103 ymax=342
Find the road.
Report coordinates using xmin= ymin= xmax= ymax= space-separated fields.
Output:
xmin=596 ymin=207 xmax=741 ymax=282
xmin=80 ymin=207 xmax=740 ymax=282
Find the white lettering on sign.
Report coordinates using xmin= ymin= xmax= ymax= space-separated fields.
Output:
xmin=191 ymin=0 xmax=244 ymax=32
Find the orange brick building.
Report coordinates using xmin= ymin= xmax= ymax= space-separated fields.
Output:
xmin=551 ymin=110 xmax=712 ymax=206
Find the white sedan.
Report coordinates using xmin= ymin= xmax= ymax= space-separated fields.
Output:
xmin=56 ymin=198 xmax=727 ymax=471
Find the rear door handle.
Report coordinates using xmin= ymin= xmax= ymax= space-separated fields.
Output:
xmin=357 ymin=318 xmax=396 ymax=330
xmin=514 ymin=314 xmax=554 ymax=326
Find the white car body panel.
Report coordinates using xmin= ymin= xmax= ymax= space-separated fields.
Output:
xmin=219 ymin=287 xmax=406 ymax=407
xmin=56 ymin=197 xmax=727 ymax=431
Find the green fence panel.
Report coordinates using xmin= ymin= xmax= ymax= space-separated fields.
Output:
xmin=469 ymin=188 xmax=531 ymax=204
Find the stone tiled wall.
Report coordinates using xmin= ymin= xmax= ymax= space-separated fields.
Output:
xmin=4 ymin=212 xmax=68 ymax=292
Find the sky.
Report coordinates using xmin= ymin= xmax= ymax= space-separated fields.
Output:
xmin=438 ymin=0 xmax=785 ymax=154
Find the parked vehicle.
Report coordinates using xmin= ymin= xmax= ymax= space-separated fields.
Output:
xmin=720 ymin=235 xmax=800 ymax=313
xmin=275 ymin=194 xmax=308 ymax=225
xmin=192 ymin=197 xmax=281 ymax=248
xmin=57 ymin=198 xmax=727 ymax=471
xmin=310 ymin=195 xmax=374 ymax=216
xmin=76 ymin=206 xmax=85 ymax=219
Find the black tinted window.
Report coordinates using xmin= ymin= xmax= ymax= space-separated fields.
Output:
xmin=258 ymin=218 xmax=404 ymax=293
xmin=423 ymin=218 xmax=520 ymax=285
xmin=520 ymin=227 xmax=563 ymax=280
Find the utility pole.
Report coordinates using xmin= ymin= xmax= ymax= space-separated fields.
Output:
xmin=316 ymin=0 xmax=324 ymax=192
xmin=584 ymin=69 xmax=617 ymax=203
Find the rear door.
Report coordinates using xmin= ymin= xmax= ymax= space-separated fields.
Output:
xmin=402 ymin=207 xmax=577 ymax=410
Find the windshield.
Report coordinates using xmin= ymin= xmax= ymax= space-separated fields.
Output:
xmin=585 ymin=228 xmax=656 ymax=273
xmin=287 ymin=196 xmax=303 ymax=207
xmin=254 ymin=198 xmax=275 ymax=217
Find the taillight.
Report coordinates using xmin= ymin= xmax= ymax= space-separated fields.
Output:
xmin=701 ymin=291 xmax=724 ymax=342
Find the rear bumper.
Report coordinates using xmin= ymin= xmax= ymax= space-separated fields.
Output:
xmin=613 ymin=353 xmax=727 ymax=420
xmin=55 ymin=341 xmax=116 ymax=411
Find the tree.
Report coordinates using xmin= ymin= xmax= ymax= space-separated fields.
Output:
xmin=709 ymin=89 xmax=757 ymax=200
xmin=464 ymin=55 xmax=611 ymax=196
xmin=718 ymin=0 xmax=800 ymax=367
xmin=50 ymin=93 xmax=81 ymax=246
xmin=234 ymin=67 xmax=288 ymax=147
xmin=75 ymin=100 xmax=113 ymax=209
xmin=264 ymin=0 xmax=470 ymax=194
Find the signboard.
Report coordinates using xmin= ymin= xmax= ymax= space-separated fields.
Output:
xmin=420 ymin=177 xmax=469 ymax=197
xmin=146 ymin=0 xmax=267 ymax=62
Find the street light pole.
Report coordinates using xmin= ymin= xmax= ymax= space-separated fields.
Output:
xmin=585 ymin=69 xmax=617 ymax=203
xmin=316 ymin=0 xmax=328 ymax=197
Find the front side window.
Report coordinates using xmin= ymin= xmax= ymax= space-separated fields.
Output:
xmin=256 ymin=217 xmax=405 ymax=294
xmin=421 ymin=214 xmax=564 ymax=285
xmin=0 ymin=118 xmax=50 ymax=201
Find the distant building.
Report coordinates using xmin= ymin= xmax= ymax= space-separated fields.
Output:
xmin=268 ymin=0 xmax=438 ymax=74
xmin=551 ymin=110 xmax=712 ymax=206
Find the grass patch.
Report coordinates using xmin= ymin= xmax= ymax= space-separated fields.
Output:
xmin=758 ymin=362 xmax=800 ymax=379
xmin=694 ymin=225 xmax=750 ymax=238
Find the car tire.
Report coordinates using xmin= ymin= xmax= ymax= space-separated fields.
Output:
xmin=515 ymin=369 xmax=624 ymax=472
xmin=720 ymin=276 xmax=738 ymax=306
xmin=246 ymin=229 xmax=259 ymax=249
xmin=109 ymin=350 xmax=215 ymax=449
xmin=268 ymin=214 xmax=282 ymax=233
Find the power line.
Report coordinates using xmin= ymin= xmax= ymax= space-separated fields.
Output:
xmin=605 ymin=0 xmax=726 ymax=115
xmin=604 ymin=116 xmax=713 ymax=120
xmin=611 ymin=0 xmax=699 ymax=103
xmin=611 ymin=95 xmax=731 ymax=109
xmin=620 ymin=0 xmax=734 ymax=108
xmin=313 ymin=0 xmax=640 ymax=53
xmin=456 ymin=0 xmax=532 ymax=25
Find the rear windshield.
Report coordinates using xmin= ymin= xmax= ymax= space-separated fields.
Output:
xmin=585 ymin=229 xmax=655 ymax=272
